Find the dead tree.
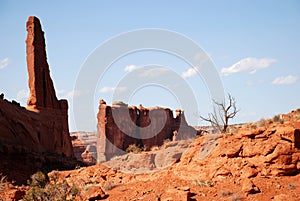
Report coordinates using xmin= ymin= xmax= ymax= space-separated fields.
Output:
xmin=200 ymin=94 xmax=239 ymax=133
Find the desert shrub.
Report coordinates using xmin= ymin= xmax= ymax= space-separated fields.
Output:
xmin=126 ymin=144 xmax=142 ymax=154
xmin=23 ymin=186 xmax=45 ymax=201
xmin=70 ymin=184 xmax=79 ymax=197
xmin=219 ymin=190 xmax=232 ymax=197
xmin=150 ymin=146 xmax=160 ymax=151
xmin=287 ymin=183 xmax=296 ymax=190
xmin=272 ymin=115 xmax=284 ymax=124
xmin=193 ymin=179 xmax=213 ymax=187
xmin=294 ymin=109 xmax=300 ymax=118
xmin=256 ymin=119 xmax=267 ymax=128
xmin=228 ymin=126 xmax=239 ymax=134
xmin=29 ymin=171 xmax=48 ymax=188
xmin=24 ymin=171 xmax=79 ymax=201
xmin=49 ymin=170 xmax=58 ymax=182
xmin=46 ymin=182 xmax=69 ymax=200
xmin=250 ymin=123 xmax=257 ymax=130
xmin=24 ymin=182 xmax=78 ymax=201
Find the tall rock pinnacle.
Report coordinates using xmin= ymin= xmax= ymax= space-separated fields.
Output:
xmin=26 ymin=16 xmax=59 ymax=110
xmin=0 ymin=16 xmax=74 ymax=182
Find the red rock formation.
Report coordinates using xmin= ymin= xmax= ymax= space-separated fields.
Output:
xmin=0 ymin=16 xmax=74 ymax=183
xmin=139 ymin=107 xmax=174 ymax=150
xmin=97 ymin=100 xmax=197 ymax=161
xmin=26 ymin=16 xmax=61 ymax=110
xmin=173 ymin=109 xmax=197 ymax=140
xmin=178 ymin=121 xmax=300 ymax=181
xmin=0 ymin=98 xmax=72 ymax=156
xmin=97 ymin=100 xmax=140 ymax=161
xmin=71 ymin=132 xmax=97 ymax=165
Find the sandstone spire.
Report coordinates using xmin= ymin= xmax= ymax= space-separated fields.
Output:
xmin=0 ymin=16 xmax=74 ymax=181
xmin=26 ymin=16 xmax=59 ymax=110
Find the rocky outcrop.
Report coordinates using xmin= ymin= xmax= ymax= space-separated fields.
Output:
xmin=71 ymin=132 xmax=97 ymax=165
xmin=0 ymin=16 xmax=74 ymax=183
xmin=26 ymin=16 xmax=62 ymax=110
xmin=2 ymin=111 xmax=299 ymax=201
xmin=176 ymin=115 xmax=300 ymax=186
xmin=97 ymin=100 xmax=197 ymax=161
xmin=103 ymin=140 xmax=191 ymax=173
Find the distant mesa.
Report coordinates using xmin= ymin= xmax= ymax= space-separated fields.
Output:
xmin=97 ymin=100 xmax=199 ymax=162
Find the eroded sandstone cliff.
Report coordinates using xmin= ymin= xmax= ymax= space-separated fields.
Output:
xmin=97 ymin=99 xmax=197 ymax=161
xmin=0 ymin=16 xmax=74 ymax=183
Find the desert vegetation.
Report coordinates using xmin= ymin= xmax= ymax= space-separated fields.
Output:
xmin=200 ymin=94 xmax=239 ymax=133
xmin=23 ymin=171 xmax=79 ymax=201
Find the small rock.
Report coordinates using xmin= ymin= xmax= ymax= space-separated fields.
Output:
xmin=83 ymin=184 xmax=107 ymax=201
xmin=272 ymin=194 xmax=290 ymax=201
xmin=242 ymin=179 xmax=260 ymax=195
xmin=241 ymin=165 xmax=258 ymax=178
xmin=177 ymin=186 xmax=190 ymax=191
xmin=161 ymin=188 xmax=190 ymax=201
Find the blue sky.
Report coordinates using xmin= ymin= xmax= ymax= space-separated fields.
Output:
xmin=0 ymin=1 xmax=299 ymax=131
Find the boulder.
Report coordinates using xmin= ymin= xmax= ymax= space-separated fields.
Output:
xmin=83 ymin=184 xmax=107 ymax=200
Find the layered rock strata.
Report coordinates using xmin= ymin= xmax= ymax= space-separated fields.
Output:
xmin=0 ymin=16 xmax=74 ymax=183
xmin=97 ymin=100 xmax=197 ymax=161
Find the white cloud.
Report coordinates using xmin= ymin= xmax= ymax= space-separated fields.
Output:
xmin=124 ymin=65 xmax=140 ymax=72
xmin=139 ymin=68 xmax=169 ymax=78
xmin=221 ymin=57 xmax=276 ymax=76
xmin=99 ymin=87 xmax=114 ymax=93
xmin=99 ymin=86 xmax=127 ymax=93
xmin=56 ymin=89 xmax=66 ymax=95
xmin=0 ymin=58 xmax=10 ymax=69
xmin=16 ymin=89 xmax=29 ymax=101
xmin=246 ymin=80 xmax=264 ymax=86
xmin=271 ymin=75 xmax=298 ymax=85
xmin=66 ymin=90 xmax=85 ymax=99
xmin=181 ymin=67 xmax=198 ymax=78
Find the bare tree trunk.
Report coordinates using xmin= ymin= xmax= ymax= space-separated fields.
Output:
xmin=200 ymin=94 xmax=239 ymax=133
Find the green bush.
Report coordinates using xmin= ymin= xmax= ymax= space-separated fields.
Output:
xmin=29 ymin=171 xmax=48 ymax=188
xmin=23 ymin=171 xmax=79 ymax=201
xmin=126 ymin=144 xmax=142 ymax=154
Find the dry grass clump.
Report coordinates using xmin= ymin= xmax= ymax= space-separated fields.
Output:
xmin=293 ymin=108 xmax=300 ymax=118
xmin=228 ymin=125 xmax=240 ymax=134
xmin=219 ymin=190 xmax=233 ymax=197
xmin=150 ymin=145 xmax=160 ymax=151
xmin=272 ymin=114 xmax=284 ymax=124
xmin=193 ymin=179 xmax=214 ymax=187
xmin=256 ymin=119 xmax=267 ymax=127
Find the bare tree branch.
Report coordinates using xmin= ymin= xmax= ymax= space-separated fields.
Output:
xmin=200 ymin=93 xmax=239 ymax=133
